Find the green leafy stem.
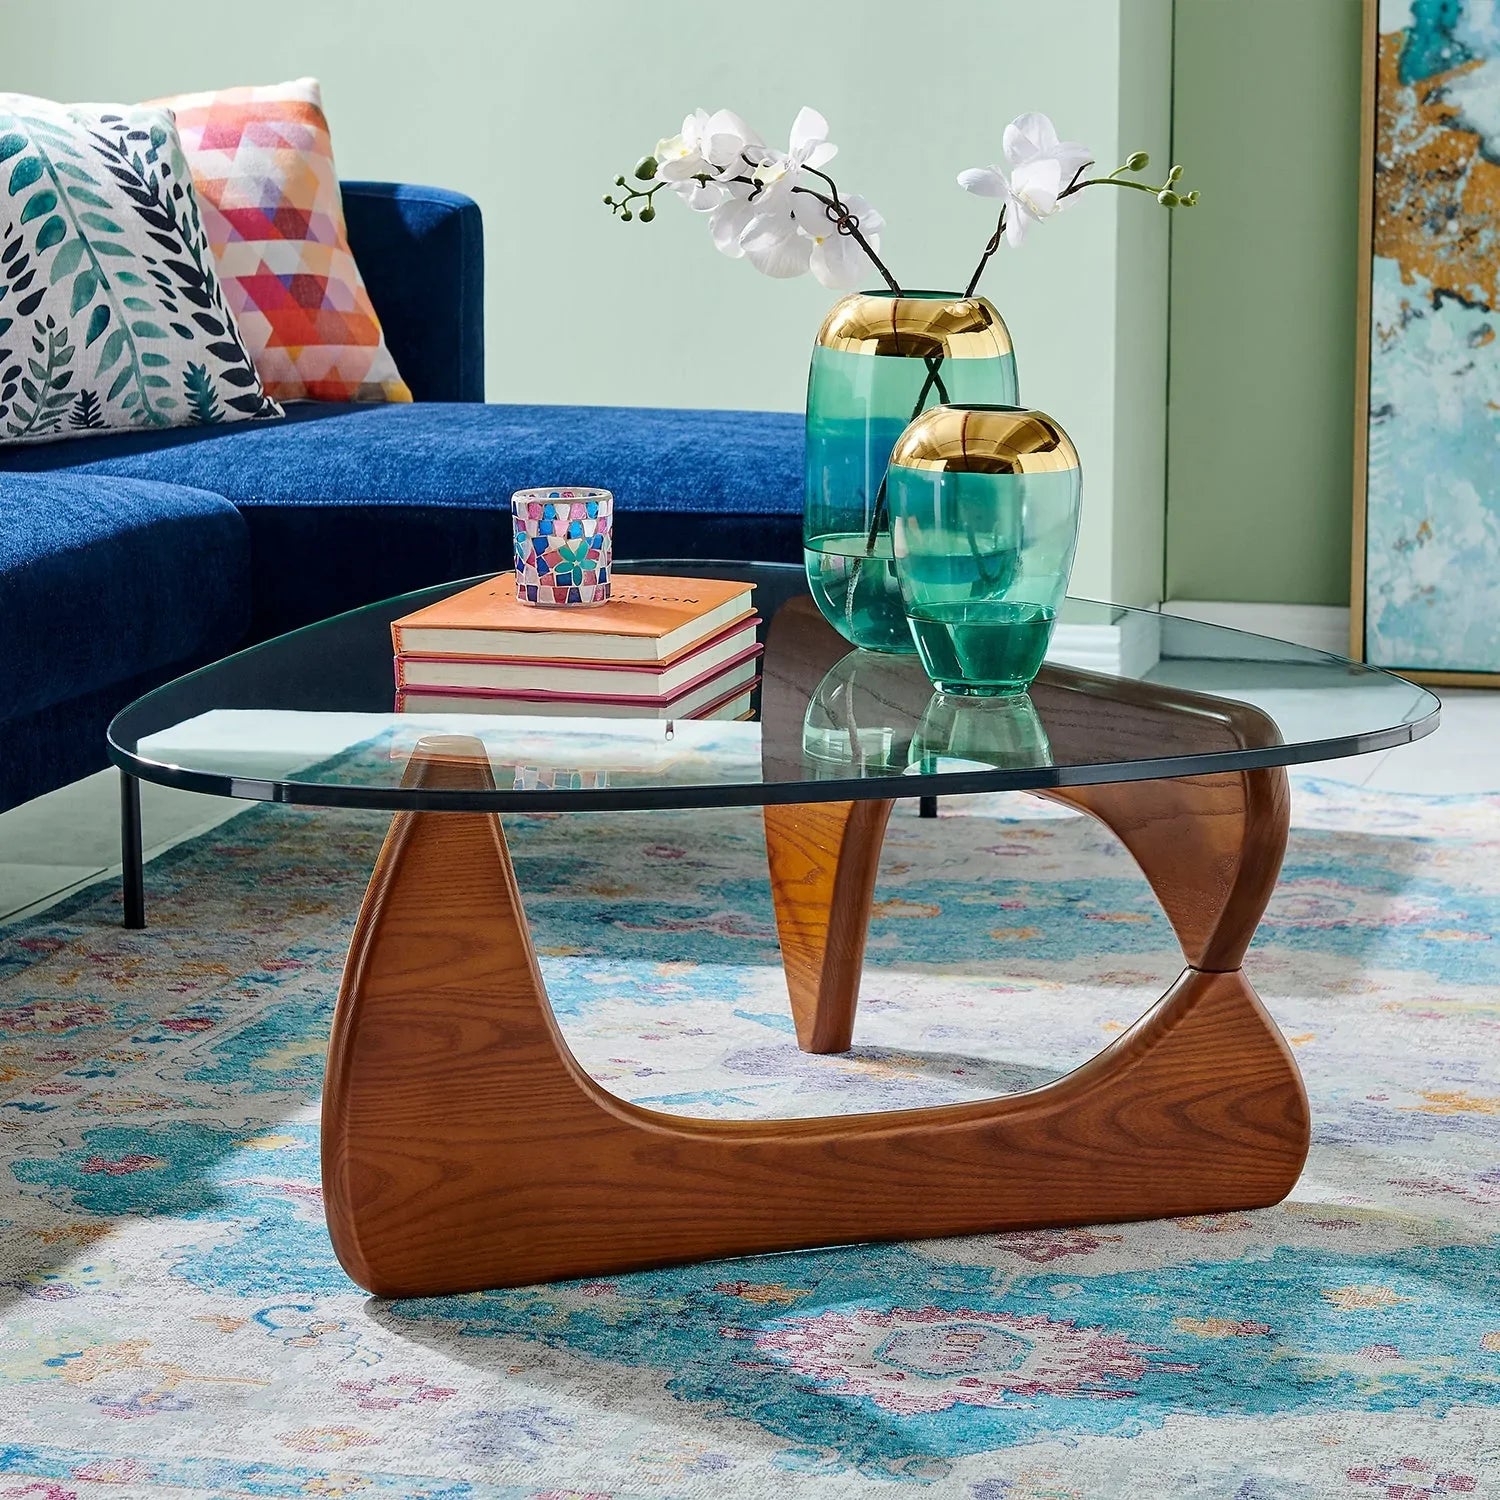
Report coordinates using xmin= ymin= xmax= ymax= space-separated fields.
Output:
xmin=5 ymin=315 xmax=72 ymax=438
xmin=17 ymin=123 xmax=169 ymax=427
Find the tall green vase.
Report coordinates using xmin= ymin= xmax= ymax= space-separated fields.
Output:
xmin=804 ymin=290 xmax=1018 ymax=653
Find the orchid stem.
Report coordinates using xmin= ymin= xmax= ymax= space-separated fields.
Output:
xmin=719 ymin=158 xmax=903 ymax=292
xmin=1073 ymin=175 xmax=1162 ymax=195
xmin=862 ymin=350 xmax=949 ymax=555
xmin=962 ymin=160 xmax=1094 ymax=298
xmin=962 ymin=207 xmax=1007 ymax=298
xmin=794 ymin=165 xmax=903 ymax=294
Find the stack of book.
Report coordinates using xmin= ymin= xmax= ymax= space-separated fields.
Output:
xmin=391 ymin=574 xmax=760 ymax=721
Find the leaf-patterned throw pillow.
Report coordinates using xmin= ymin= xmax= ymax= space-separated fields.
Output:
xmin=0 ymin=94 xmax=281 ymax=446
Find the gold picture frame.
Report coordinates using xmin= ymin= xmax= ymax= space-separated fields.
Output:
xmin=1350 ymin=0 xmax=1500 ymax=687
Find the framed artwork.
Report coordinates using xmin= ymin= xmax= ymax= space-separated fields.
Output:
xmin=1353 ymin=0 xmax=1500 ymax=684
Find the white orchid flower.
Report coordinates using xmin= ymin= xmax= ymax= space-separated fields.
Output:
xmin=738 ymin=201 xmax=813 ymax=278
xmin=750 ymin=107 xmax=838 ymax=203
xmin=735 ymin=190 xmax=885 ymax=286
xmin=955 ymin=164 xmax=1032 ymax=245
xmin=708 ymin=187 xmax=760 ymax=258
xmin=656 ymin=108 xmax=762 ymax=187
xmin=674 ymin=178 xmax=728 ymax=211
xmin=958 ymin=111 xmax=1093 ymax=246
xmin=1002 ymin=112 xmax=1091 ymax=187
xmin=724 ymin=106 xmax=849 ymax=276
xmin=655 ymin=111 xmax=713 ymax=182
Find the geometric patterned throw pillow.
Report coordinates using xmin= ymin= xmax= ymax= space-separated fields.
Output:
xmin=0 ymin=94 xmax=282 ymax=446
xmin=152 ymin=78 xmax=412 ymax=405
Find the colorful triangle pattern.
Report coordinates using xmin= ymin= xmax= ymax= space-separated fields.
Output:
xmin=154 ymin=78 xmax=412 ymax=405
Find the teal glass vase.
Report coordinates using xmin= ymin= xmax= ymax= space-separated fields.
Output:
xmin=804 ymin=291 xmax=1018 ymax=653
xmin=887 ymin=405 xmax=1082 ymax=697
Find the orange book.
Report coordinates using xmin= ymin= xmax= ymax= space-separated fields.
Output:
xmin=391 ymin=574 xmax=755 ymax=664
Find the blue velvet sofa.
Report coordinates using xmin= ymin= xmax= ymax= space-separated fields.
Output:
xmin=0 ymin=182 xmax=803 ymax=819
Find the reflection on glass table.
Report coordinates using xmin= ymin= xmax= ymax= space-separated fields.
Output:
xmin=909 ymin=692 xmax=1053 ymax=774
xmin=111 ymin=564 xmax=1438 ymax=812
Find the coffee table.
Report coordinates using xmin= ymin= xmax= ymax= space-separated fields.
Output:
xmin=108 ymin=562 xmax=1438 ymax=1297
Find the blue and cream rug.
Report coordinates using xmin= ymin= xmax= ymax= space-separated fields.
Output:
xmin=0 ymin=779 xmax=1497 ymax=1497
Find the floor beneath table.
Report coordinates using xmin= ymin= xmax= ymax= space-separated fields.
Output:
xmin=0 ymin=687 xmax=1485 ymax=925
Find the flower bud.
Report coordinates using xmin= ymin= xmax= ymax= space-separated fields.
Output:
xmin=633 ymin=155 xmax=659 ymax=181
xmin=1124 ymin=151 xmax=1149 ymax=172
xmin=603 ymin=194 xmax=614 ymax=205
xmin=1157 ymin=189 xmax=1180 ymax=207
xmin=614 ymin=175 xmax=627 ymax=187
xmin=1185 ymin=190 xmax=1201 ymax=205
xmin=1167 ymin=164 xmax=1183 ymax=183
xmin=639 ymin=204 xmax=656 ymax=222
xmin=620 ymin=208 xmax=633 ymax=221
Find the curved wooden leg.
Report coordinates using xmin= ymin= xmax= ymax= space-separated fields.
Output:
xmin=1037 ymin=766 xmax=1291 ymax=971
xmin=323 ymin=739 xmax=1310 ymax=1297
xmin=763 ymin=799 xmax=895 ymax=1053
xmin=766 ymin=764 xmax=1293 ymax=1051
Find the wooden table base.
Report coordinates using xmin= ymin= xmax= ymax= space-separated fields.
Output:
xmin=322 ymin=738 xmax=1308 ymax=1298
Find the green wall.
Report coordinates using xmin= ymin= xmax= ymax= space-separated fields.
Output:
xmin=1165 ymin=0 xmax=1365 ymax=606
xmin=1112 ymin=0 xmax=1174 ymax=607
xmin=1 ymin=0 xmax=1171 ymax=604
xmin=11 ymin=1 xmax=1371 ymax=608
xmin=0 ymin=0 xmax=1136 ymax=414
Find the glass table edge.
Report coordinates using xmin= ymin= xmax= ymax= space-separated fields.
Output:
xmin=105 ymin=708 xmax=1440 ymax=814
xmin=103 ymin=563 xmax=1444 ymax=813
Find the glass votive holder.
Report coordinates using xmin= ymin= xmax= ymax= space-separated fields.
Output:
xmin=512 ymin=487 xmax=613 ymax=606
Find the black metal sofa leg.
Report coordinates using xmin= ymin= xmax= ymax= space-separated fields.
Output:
xmin=120 ymin=770 xmax=145 ymax=929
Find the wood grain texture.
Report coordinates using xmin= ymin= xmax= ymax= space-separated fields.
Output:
xmin=754 ymin=602 xmax=1293 ymax=1047
xmin=769 ymin=766 xmax=1289 ymax=1058
xmin=1038 ymin=766 xmax=1290 ymax=971
xmin=764 ymin=799 xmax=895 ymax=1053
xmin=323 ymin=736 xmax=1310 ymax=1297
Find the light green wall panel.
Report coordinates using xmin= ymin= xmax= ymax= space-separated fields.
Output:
xmin=1111 ymin=0 xmax=1174 ymax=606
xmin=1165 ymin=0 xmax=1365 ymax=606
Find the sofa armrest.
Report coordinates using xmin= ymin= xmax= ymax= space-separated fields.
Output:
xmin=341 ymin=182 xmax=485 ymax=403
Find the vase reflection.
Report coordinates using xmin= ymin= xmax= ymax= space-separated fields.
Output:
xmin=801 ymin=649 xmax=923 ymax=775
xmin=800 ymin=649 xmax=1052 ymax=779
xmin=908 ymin=691 xmax=1052 ymax=774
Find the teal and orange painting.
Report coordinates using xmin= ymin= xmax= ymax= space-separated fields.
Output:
xmin=1365 ymin=0 xmax=1500 ymax=672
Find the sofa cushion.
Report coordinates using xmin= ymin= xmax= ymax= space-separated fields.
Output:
xmin=151 ymin=79 xmax=412 ymax=405
xmin=0 ymin=472 xmax=249 ymax=720
xmin=0 ymin=93 xmax=280 ymax=447
xmin=1 ymin=402 xmax=804 ymax=637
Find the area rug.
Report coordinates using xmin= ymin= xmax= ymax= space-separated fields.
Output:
xmin=0 ymin=779 xmax=1496 ymax=1498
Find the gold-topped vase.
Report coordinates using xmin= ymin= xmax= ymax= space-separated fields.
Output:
xmin=804 ymin=290 xmax=1018 ymax=653
xmin=886 ymin=404 xmax=1082 ymax=697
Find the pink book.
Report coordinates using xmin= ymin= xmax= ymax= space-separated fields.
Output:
xmin=396 ymin=655 xmax=761 ymax=721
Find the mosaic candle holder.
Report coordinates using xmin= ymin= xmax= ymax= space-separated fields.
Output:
xmin=512 ymin=487 xmax=613 ymax=606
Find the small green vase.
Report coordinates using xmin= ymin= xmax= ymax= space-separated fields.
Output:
xmin=887 ymin=404 xmax=1082 ymax=697
xmin=804 ymin=291 xmax=1018 ymax=654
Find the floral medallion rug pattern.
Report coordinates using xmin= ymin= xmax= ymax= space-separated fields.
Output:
xmin=0 ymin=779 xmax=1496 ymax=1498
